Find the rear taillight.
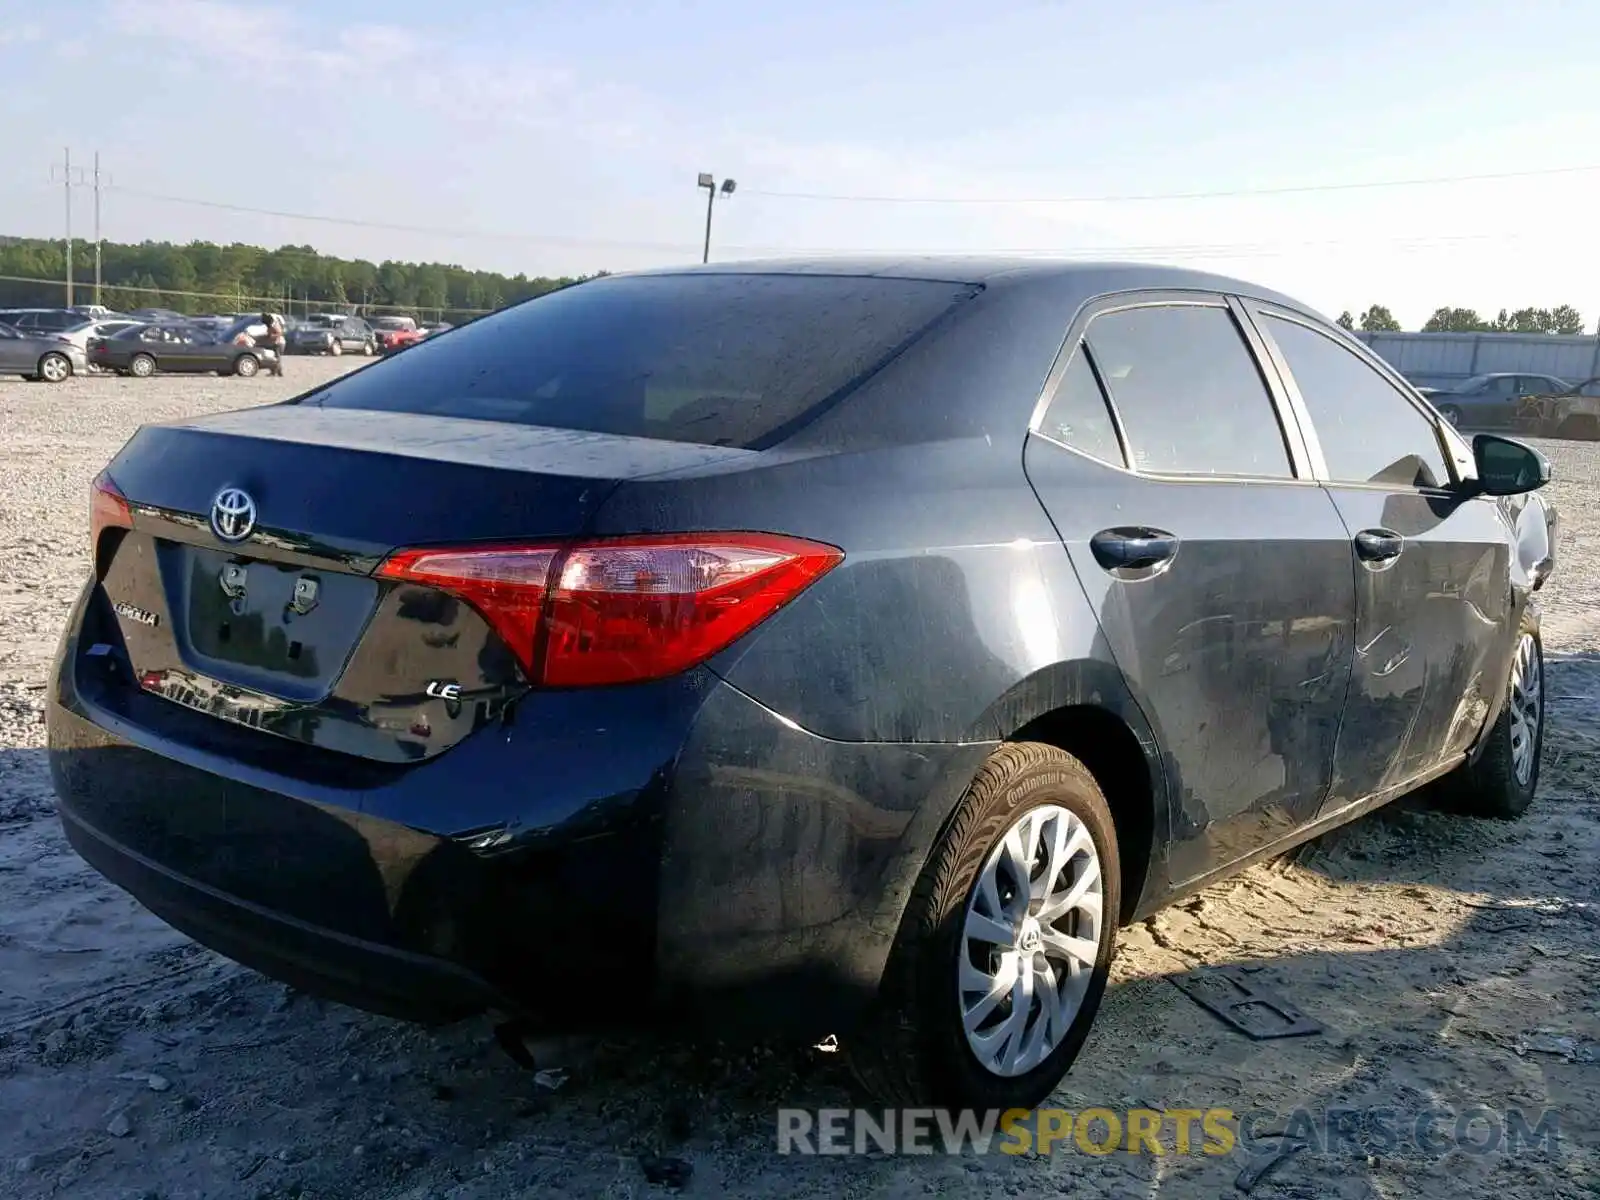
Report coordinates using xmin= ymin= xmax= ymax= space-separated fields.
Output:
xmin=376 ymin=533 xmax=843 ymax=687
xmin=89 ymin=471 xmax=132 ymax=560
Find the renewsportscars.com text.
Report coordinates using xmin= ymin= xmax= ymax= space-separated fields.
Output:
xmin=776 ymin=1106 xmax=1561 ymax=1158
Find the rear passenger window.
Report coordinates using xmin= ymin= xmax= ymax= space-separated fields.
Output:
xmin=1264 ymin=316 xmax=1450 ymax=490
xmin=1085 ymin=304 xmax=1292 ymax=478
xmin=1038 ymin=350 xmax=1124 ymax=465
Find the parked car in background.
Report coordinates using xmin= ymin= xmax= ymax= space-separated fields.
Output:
xmin=55 ymin=318 xmax=143 ymax=358
xmin=216 ymin=315 xmax=269 ymax=345
xmin=126 ymin=308 xmax=190 ymax=323
xmin=0 ymin=320 xmax=87 ymax=382
xmin=0 ymin=308 xmax=86 ymax=336
xmin=421 ymin=321 xmax=453 ymax=339
xmin=89 ymin=323 xmax=273 ymax=377
xmin=372 ymin=315 xmax=423 ymax=353
xmin=289 ymin=314 xmax=375 ymax=356
xmin=185 ymin=316 xmax=234 ymax=338
xmin=1416 ymin=372 xmax=1572 ymax=430
xmin=51 ymin=261 xmax=1557 ymax=1111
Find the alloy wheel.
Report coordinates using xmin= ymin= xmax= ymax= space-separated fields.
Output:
xmin=39 ymin=353 xmax=69 ymax=382
xmin=958 ymin=803 xmax=1103 ymax=1078
xmin=1509 ymin=632 xmax=1542 ymax=787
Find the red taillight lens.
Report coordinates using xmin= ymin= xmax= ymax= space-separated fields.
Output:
xmin=89 ymin=471 xmax=133 ymax=560
xmin=375 ymin=533 xmax=842 ymax=687
xmin=542 ymin=533 xmax=842 ymax=686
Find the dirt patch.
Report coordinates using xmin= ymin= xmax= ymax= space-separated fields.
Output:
xmin=1 ymin=369 xmax=1596 ymax=1198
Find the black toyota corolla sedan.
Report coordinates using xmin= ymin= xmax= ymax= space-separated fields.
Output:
xmin=48 ymin=261 xmax=1556 ymax=1110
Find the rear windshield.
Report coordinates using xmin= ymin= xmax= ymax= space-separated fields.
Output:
xmin=302 ymin=273 xmax=976 ymax=448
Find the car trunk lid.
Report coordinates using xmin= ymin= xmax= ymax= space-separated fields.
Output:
xmin=92 ymin=405 xmax=756 ymax=762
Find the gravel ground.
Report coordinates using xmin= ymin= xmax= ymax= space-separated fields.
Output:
xmin=1 ymin=363 xmax=1597 ymax=1199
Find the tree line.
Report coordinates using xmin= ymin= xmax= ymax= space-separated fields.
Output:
xmin=0 ymin=235 xmax=600 ymax=323
xmin=1336 ymin=303 xmax=1589 ymax=335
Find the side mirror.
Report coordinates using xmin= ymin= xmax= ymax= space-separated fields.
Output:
xmin=1471 ymin=434 xmax=1551 ymax=496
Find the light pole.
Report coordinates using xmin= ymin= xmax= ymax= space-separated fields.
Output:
xmin=697 ymin=172 xmax=736 ymax=263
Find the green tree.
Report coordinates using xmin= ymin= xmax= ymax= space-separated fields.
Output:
xmin=1359 ymin=305 xmax=1400 ymax=332
xmin=0 ymin=232 xmax=597 ymax=322
xmin=1336 ymin=311 xmax=1355 ymax=330
xmin=1548 ymin=304 xmax=1584 ymax=335
xmin=1422 ymin=307 xmax=1490 ymax=333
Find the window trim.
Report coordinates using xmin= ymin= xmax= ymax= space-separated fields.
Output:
xmin=1030 ymin=341 xmax=1130 ymax=469
xmin=1243 ymin=301 xmax=1465 ymax=492
xmin=1027 ymin=289 xmax=1318 ymax=484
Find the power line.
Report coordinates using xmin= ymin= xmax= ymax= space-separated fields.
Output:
xmin=13 ymin=175 xmax=1577 ymax=265
xmin=743 ymin=162 xmax=1600 ymax=205
xmin=74 ymin=183 xmax=1563 ymax=260
xmin=109 ymin=185 xmax=701 ymax=254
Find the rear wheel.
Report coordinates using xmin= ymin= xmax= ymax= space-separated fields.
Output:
xmin=847 ymin=742 xmax=1118 ymax=1110
xmin=129 ymin=354 xmax=156 ymax=378
xmin=329 ymin=339 xmax=343 ymax=357
xmin=1439 ymin=616 xmax=1542 ymax=818
xmin=362 ymin=340 xmax=375 ymax=356
xmin=1438 ymin=404 xmax=1463 ymax=428
xmin=37 ymin=352 xmax=72 ymax=383
xmin=233 ymin=353 xmax=260 ymax=378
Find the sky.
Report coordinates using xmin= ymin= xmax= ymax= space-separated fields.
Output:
xmin=1 ymin=0 xmax=1598 ymax=328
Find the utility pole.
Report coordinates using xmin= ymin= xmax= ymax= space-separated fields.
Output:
xmin=93 ymin=153 xmax=106 ymax=306
xmin=696 ymin=172 xmax=738 ymax=263
xmin=49 ymin=149 xmax=101 ymax=308
xmin=61 ymin=148 xmax=74 ymax=307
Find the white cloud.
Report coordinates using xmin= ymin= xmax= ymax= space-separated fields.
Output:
xmin=0 ymin=22 xmax=44 ymax=46
xmin=101 ymin=0 xmax=614 ymax=141
xmin=105 ymin=0 xmax=435 ymax=83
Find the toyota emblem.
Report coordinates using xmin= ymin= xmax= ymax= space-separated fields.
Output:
xmin=210 ymin=487 xmax=257 ymax=542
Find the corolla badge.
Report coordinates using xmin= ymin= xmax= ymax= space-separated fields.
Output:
xmin=113 ymin=601 xmax=160 ymax=628
xmin=210 ymin=487 xmax=257 ymax=542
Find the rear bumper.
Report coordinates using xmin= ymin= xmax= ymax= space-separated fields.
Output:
xmin=57 ymin=790 xmax=506 ymax=1023
xmin=47 ymin=578 xmax=988 ymax=1037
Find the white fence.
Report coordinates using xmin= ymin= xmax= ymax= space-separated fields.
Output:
xmin=1356 ymin=331 xmax=1600 ymax=388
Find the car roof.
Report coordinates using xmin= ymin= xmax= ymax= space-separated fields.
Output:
xmin=617 ymin=257 xmax=1323 ymax=317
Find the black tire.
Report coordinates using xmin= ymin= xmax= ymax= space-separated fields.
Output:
xmin=846 ymin=742 xmax=1120 ymax=1110
xmin=362 ymin=340 xmax=375 ymax=356
xmin=1438 ymin=614 xmax=1543 ymax=819
xmin=329 ymin=339 xmax=343 ymax=357
xmin=1438 ymin=404 xmax=1464 ymax=429
xmin=233 ymin=353 xmax=260 ymax=378
xmin=129 ymin=354 xmax=156 ymax=379
xmin=36 ymin=351 xmax=72 ymax=383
